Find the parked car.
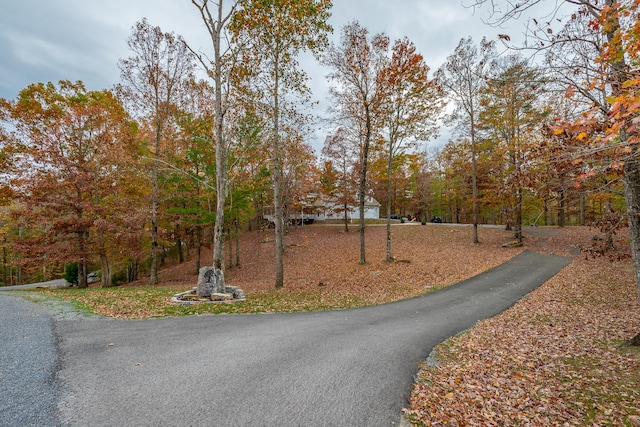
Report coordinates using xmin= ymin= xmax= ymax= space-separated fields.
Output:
xmin=431 ymin=216 xmax=443 ymax=223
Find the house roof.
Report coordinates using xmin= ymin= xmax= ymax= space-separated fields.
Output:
xmin=365 ymin=196 xmax=381 ymax=207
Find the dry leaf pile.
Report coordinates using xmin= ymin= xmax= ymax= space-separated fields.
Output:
xmin=159 ymin=223 xmax=521 ymax=305
xmin=404 ymin=233 xmax=640 ymax=426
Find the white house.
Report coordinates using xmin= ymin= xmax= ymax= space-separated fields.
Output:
xmin=263 ymin=193 xmax=381 ymax=224
xmin=302 ymin=193 xmax=381 ymax=221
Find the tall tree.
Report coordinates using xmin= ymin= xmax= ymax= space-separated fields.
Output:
xmin=230 ymin=0 xmax=332 ymax=288
xmin=189 ymin=0 xmax=245 ymax=295
xmin=323 ymin=21 xmax=389 ymax=264
xmin=0 ymin=81 xmax=140 ymax=288
xmin=436 ymin=36 xmax=496 ymax=243
xmin=322 ymin=128 xmax=358 ymax=232
xmin=378 ymin=37 xmax=442 ymax=262
xmin=118 ymin=18 xmax=195 ymax=285
xmin=479 ymin=56 xmax=548 ymax=244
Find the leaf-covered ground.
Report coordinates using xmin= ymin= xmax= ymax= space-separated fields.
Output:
xmin=163 ymin=223 xmax=521 ymax=296
xmin=403 ymin=227 xmax=640 ymax=426
xmin=33 ymin=223 xmax=640 ymax=424
xmin=38 ymin=223 xmax=524 ymax=318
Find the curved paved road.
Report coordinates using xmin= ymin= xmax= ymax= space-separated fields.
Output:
xmin=1 ymin=250 xmax=571 ymax=427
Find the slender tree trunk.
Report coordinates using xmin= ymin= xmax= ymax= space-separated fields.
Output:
xmin=514 ymin=187 xmax=523 ymax=244
xmin=624 ymin=153 xmax=640 ymax=296
xmin=273 ymin=57 xmax=284 ymax=288
xmin=186 ymin=229 xmax=191 ymax=259
xmin=359 ymin=108 xmax=372 ymax=265
xmin=385 ymin=147 xmax=393 ymax=263
xmin=342 ymin=158 xmax=349 ymax=232
xmin=177 ymin=225 xmax=184 ymax=264
xmin=127 ymin=258 xmax=139 ymax=283
xmin=2 ymin=246 xmax=7 ymax=286
xmin=77 ymin=231 xmax=88 ymax=288
xmin=343 ymin=202 xmax=349 ymax=232
xmin=149 ymin=128 xmax=161 ymax=285
xmin=558 ymin=188 xmax=566 ymax=227
xmin=212 ymin=166 xmax=227 ymax=276
xmin=471 ymin=122 xmax=479 ymax=244
xmin=195 ymin=225 xmax=202 ymax=274
xmin=97 ymin=231 xmax=113 ymax=288
xmin=235 ymin=219 xmax=240 ymax=267
xmin=228 ymin=225 xmax=233 ymax=269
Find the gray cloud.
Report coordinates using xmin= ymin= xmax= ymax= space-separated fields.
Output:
xmin=1 ymin=0 xmax=520 ymax=149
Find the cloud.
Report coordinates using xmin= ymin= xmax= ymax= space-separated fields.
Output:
xmin=0 ymin=0 xmax=508 ymax=151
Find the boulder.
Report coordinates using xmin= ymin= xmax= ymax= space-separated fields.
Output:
xmin=196 ymin=267 xmax=224 ymax=297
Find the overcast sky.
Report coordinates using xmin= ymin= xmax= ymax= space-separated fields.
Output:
xmin=0 ymin=0 xmax=543 ymax=150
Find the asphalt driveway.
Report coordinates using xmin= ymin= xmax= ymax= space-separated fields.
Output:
xmin=0 ymin=250 xmax=571 ymax=427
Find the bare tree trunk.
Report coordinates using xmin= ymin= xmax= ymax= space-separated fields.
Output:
xmin=212 ymin=163 xmax=227 ymax=276
xmin=195 ymin=225 xmax=202 ymax=274
xmin=100 ymin=254 xmax=112 ymax=288
xmin=624 ymin=154 xmax=640 ymax=297
xmin=177 ymin=225 xmax=184 ymax=264
xmin=514 ymin=187 xmax=523 ymax=244
xmin=343 ymin=202 xmax=349 ymax=232
xmin=127 ymin=259 xmax=139 ymax=283
xmin=273 ymin=58 xmax=284 ymax=288
xmin=77 ymin=230 xmax=88 ymax=288
xmin=359 ymin=110 xmax=372 ymax=265
xmin=558 ymin=188 xmax=566 ymax=227
xmin=2 ymin=246 xmax=7 ymax=286
xmin=235 ymin=219 xmax=240 ymax=266
xmin=471 ymin=125 xmax=479 ymax=244
xmin=97 ymin=231 xmax=113 ymax=288
xmin=149 ymin=130 xmax=160 ymax=285
xmin=228 ymin=225 xmax=233 ymax=269
xmin=385 ymin=149 xmax=393 ymax=263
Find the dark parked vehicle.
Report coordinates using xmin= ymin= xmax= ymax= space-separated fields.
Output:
xmin=431 ymin=216 xmax=443 ymax=223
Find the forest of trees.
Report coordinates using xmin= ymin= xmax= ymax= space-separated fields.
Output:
xmin=0 ymin=0 xmax=638 ymax=292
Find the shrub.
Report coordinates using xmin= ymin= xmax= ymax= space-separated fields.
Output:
xmin=63 ymin=262 xmax=79 ymax=285
xmin=111 ymin=270 xmax=128 ymax=286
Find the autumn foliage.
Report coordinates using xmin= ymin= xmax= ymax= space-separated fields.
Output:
xmin=404 ymin=236 xmax=640 ymax=426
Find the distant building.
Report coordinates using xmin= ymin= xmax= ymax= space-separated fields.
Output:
xmin=263 ymin=193 xmax=381 ymax=224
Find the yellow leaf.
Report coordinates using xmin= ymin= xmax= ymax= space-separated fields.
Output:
xmin=444 ymin=392 xmax=454 ymax=399
xmin=553 ymin=128 xmax=564 ymax=135
xmin=576 ymin=132 xmax=587 ymax=141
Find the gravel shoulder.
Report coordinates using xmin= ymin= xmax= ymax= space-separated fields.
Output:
xmin=0 ymin=294 xmax=61 ymax=427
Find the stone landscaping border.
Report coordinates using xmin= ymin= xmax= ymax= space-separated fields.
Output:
xmin=171 ymin=287 xmax=246 ymax=305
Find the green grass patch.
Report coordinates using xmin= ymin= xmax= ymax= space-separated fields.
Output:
xmin=559 ymin=349 xmax=640 ymax=425
xmin=28 ymin=286 xmax=370 ymax=319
